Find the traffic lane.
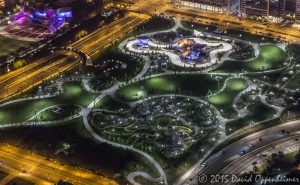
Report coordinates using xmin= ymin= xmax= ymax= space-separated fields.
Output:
xmin=182 ymin=120 xmax=300 ymax=184
xmin=186 ymin=136 xmax=300 ymax=185
xmin=4 ymin=54 xmax=75 ymax=89
xmin=201 ymin=121 xmax=300 ymax=174
xmin=0 ymin=51 xmax=67 ymax=85
xmin=71 ymin=15 xmax=137 ymax=48
xmin=79 ymin=16 xmax=141 ymax=53
xmin=219 ymin=135 xmax=300 ymax=185
xmin=0 ymin=145 xmax=118 ymax=185
xmin=166 ymin=8 xmax=300 ymax=42
xmin=1 ymin=53 xmax=72 ymax=88
xmin=0 ymin=54 xmax=79 ymax=100
xmin=85 ymin=17 xmax=146 ymax=55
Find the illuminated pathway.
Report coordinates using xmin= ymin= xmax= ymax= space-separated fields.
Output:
xmin=125 ymin=37 xmax=233 ymax=68
xmin=0 ymin=9 xmax=297 ymax=185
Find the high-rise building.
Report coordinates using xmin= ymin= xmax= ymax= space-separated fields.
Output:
xmin=238 ymin=0 xmax=286 ymax=18
xmin=296 ymin=0 xmax=300 ymax=21
xmin=239 ymin=0 xmax=270 ymax=17
xmin=179 ymin=0 xmax=239 ymax=13
xmin=269 ymin=0 xmax=286 ymax=17
xmin=4 ymin=0 xmax=18 ymax=12
xmin=179 ymin=0 xmax=299 ymax=21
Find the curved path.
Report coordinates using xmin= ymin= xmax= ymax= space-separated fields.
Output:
xmin=0 ymin=17 xmax=295 ymax=185
xmin=82 ymin=108 xmax=167 ymax=185
xmin=124 ymin=36 xmax=233 ymax=68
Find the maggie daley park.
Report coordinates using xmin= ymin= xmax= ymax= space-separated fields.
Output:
xmin=0 ymin=0 xmax=299 ymax=184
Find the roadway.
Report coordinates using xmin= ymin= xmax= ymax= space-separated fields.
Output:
xmin=129 ymin=0 xmax=171 ymax=14
xmin=0 ymin=144 xmax=118 ymax=185
xmin=164 ymin=7 xmax=300 ymax=43
xmin=0 ymin=51 xmax=80 ymax=101
xmin=71 ymin=12 xmax=150 ymax=56
xmin=0 ymin=12 xmax=149 ymax=101
xmin=218 ymin=134 xmax=300 ymax=185
xmin=176 ymin=120 xmax=300 ymax=185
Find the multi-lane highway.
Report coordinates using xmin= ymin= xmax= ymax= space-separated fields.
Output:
xmin=177 ymin=120 xmax=300 ymax=185
xmin=4 ymin=0 xmax=300 ymax=102
xmin=71 ymin=12 xmax=150 ymax=56
xmin=0 ymin=9 xmax=150 ymax=185
xmin=129 ymin=0 xmax=171 ymax=14
xmin=0 ymin=12 xmax=149 ymax=101
xmin=218 ymin=134 xmax=300 ymax=185
xmin=0 ymin=51 xmax=80 ymax=101
xmin=165 ymin=7 xmax=300 ymax=43
xmin=0 ymin=144 xmax=118 ymax=185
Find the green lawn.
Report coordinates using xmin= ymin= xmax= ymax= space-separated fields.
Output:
xmin=286 ymin=73 xmax=300 ymax=90
xmin=96 ymin=95 xmax=131 ymax=111
xmin=116 ymin=74 xmax=221 ymax=101
xmin=136 ymin=16 xmax=175 ymax=33
xmin=225 ymin=102 xmax=276 ymax=135
xmin=181 ymin=20 xmax=216 ymax=32
xmin=215 ymin=45 xmax=287 ymax=73
xmin=229 ymin=45 xmax=255 ymax=61
xmin=35 ymin=104 xmax=81 ymax=121
xmin=0 ymin=82 xmax=97 ymax=123
xmin=208 ymin=78 xmax=247 ymax=118
xmin=0 ymin=35 xmax=29 ymax=56
xmin=91 ymin=49 xmax=144 ymax=82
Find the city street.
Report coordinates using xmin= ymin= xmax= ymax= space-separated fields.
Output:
xmin=177 ymin=120 xmax=300 ymax=185
xmin=0 ymin=144 xmax=118 ymax=185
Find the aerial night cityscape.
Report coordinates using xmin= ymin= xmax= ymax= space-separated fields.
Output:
xmin=0 ymin=0 xmax=300 ymax=185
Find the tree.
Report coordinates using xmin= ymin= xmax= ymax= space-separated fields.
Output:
xmin=13 ymin=59 xmax=27 ymax=69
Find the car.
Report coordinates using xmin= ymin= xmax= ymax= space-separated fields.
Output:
xmin=281 ymin=130 xmax=290 ymax=135
xmin=280 ymin=130 xmax=286 ymax=135
xmin=201 ymin=163 xmax=206 ymax=167
xmin=240 ymin=150 xmax=246 ymax=155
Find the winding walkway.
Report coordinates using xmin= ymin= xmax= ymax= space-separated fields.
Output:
xmin=0 ymin=17 xmax=294 ymax=185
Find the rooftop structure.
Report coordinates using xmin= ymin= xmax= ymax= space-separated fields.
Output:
xmin=179 ymin=0 xmax=239 ymax=13
xmin=12 ymin=6 xmax=72 ymax=32
xmin=179 ymin=0 xmax=300 ymax=21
